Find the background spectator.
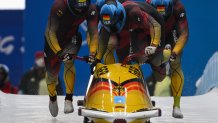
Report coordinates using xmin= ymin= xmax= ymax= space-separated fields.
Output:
xmin=0 ymin=64 xmax=18 ymax=94
xmin=19 ymin=51 xmax=63 ymax=95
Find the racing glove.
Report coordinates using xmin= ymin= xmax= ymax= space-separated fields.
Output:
xmin=84 ymin=55 xmax=95 ymax=64
xmin=57 ymin=50 xmax=72 ymax=62
xmin=170 ymin=52 xmax=177 ymax=62
xmin=145 ymin=46 xmax=157 ymax=56
xmin=90 ymin=59 xmax=101 ymax=75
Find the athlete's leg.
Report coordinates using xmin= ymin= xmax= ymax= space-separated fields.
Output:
xmin=153 ymin=75 xmax=172 ymax=96
xmin=170 ymin=54 xmax=184 ymax=118
xmin=46 ymin=71 xmax=60 ymax=97
xmin=44 ymin=44 xmax=61 ymax=117
xmin=146 ymin=49 xmax=171 ymax=95
xmin=149 ymin=48 xmax=171 ymax=67
xmin=63 ymin=33 xmax=82 ymax=113
xmin=62 ymin=60 xmax=76 ymax=113
xmin=116 ymin=46 xmax=130 ymax=63
xmin=170 ymin=55 xmax=184 ymax=107
xmin=145 ymin=73 xmax=156 ymax=96
xmin=148 ymin=48 xmax=171 ymax=80
xmin=44 ymin=44 xmax=62 ymax=98
xmin=63 ymin=60 xmax=75 ymax=98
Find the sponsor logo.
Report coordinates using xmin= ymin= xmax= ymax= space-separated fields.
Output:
xmin=96 ymin=66 xmax=109 ymax=76
xmin=128 ymin=66 xmax=141 ymax=77
xmin=72 ymin=35 xmax=78 ymax=44
xmin=57 ymin=9 xmax=63 ymax=17
xmin=91 ymin=10 xmax=96 ymax=15
xmin=102 ymin=14 xmax=111 ymax=25
xmin=180 ymin=12 xmax=185 ymax=18
xmin=137 ymin=17 xmax=141 ymax=22
xmin=78 ymin=0 xmax=88 ymax=7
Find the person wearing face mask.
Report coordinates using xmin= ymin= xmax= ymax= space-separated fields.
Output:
xmin=18 ymin=51 xmax=63 ymax=95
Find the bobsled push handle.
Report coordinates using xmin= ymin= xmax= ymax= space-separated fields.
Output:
xmin=122 ymin=52 xmax=145 ymax=65
xmin=65 ymin=54 xmax=89 ymax=63
xmin=71 ymin=55 xmax=89 ymax=62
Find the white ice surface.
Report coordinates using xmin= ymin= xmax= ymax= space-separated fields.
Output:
xmin=0 ymin=88 xmax=218 ymax=123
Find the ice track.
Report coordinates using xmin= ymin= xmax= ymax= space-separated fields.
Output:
xmin=0 ymin=88 xmax=218 ymax=123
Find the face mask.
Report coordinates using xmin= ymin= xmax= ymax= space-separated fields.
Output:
xmin=35 ymin=58 xmax=45 ymax=67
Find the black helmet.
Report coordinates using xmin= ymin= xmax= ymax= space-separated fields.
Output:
xmin=147 ymin=0 xmax=174 ymax=17
xmin=67 ymin=0 xmax=91 ymax=15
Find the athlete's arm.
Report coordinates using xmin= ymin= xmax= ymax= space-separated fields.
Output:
xmin=86 ymin=5 xmax=99 ymax=56
xmin=136 ymin=1 xmax=165 ymax=44
xmin=172 ymin=2 xmax=189 ymax=55
xmin=44 ymin=0 xmax=62 ymax=54
xmin=146 ymin=14 xmax=161 ymax=47
xmin=95 ymin=27 xmax=111 ymax=60
xmin=128 ymin=7 xmax=161 ymax=47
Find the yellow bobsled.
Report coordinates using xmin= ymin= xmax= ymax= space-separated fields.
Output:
xmin=76 ymin=55 xmax=161 ymax=123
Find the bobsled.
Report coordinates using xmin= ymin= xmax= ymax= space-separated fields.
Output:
xmin=74 ymin=54 xmax=161 ymax=123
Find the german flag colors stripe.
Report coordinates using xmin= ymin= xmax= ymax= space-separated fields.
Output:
xmin=103 ymin=15 xmax=110 ymax=21
xmin=157 ymin=6 xmax=165 ymax=12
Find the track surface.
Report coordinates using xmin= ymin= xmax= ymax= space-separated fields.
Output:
xmin=0 ymin=88 xmax=218 ymax=123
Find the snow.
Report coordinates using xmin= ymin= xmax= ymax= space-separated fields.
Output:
xmin=195 ymin=51 xmax=218 ymax=95
xmin=0 ymin=89 xmax=218 ymax=123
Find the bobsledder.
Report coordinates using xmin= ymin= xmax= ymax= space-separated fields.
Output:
xmin=72 ymin=54 xmax=161 ymax=123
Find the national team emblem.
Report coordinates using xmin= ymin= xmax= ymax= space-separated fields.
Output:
xmin=103 ymin=14 xmax=110 ymax=21
xmin=157 ymin=5 xmax=166 ymax=15
xmin=114 ymin=96 xmax=126 ymax=104
xmin=102 ymin=14 xmax=111 ymax=25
